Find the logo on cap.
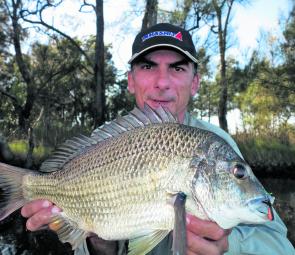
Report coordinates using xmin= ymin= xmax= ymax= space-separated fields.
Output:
xmin=142 ymin=31 xmax=183 ymax=42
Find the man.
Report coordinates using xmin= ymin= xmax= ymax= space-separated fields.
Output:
xmin=21 ymin=23 xmax=294 ymax=254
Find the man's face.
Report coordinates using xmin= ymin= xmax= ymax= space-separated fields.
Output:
xmin=128 ymin=49 xmax=200 ymax=123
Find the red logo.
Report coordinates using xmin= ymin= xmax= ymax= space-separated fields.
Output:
xmin=175 ymin=32 xmax=183 ymax=41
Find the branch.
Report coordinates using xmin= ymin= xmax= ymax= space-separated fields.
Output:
xmin=79 ymin=0 xmax=96 ymax=13
xmin=188 ymin=4 xmax=202 ymax=31
xmin=31 ymin=107 xmax=44 ymax=129
xmin=210 ymin=24 xmax=218 ymax=34
xmin=3 ymin=0 xmax=12 ymax=19
xmin=0 ymin=87 xmax=24 ymax=119
xmin=0 ymin=87 xmax=19 ymax=105
xmin=223 ymin=0 xmax=234 ymax=43
xmin=39 ymin=63 xmax=83 ymax=90
xmin=20 ymin=4 xmax=93 ymax=69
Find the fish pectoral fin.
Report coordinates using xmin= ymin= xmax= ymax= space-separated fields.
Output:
xmin=128 ymin=229 xmax=170 ymax=255
xmin=49 ymin=213 xmax=88 ymax=250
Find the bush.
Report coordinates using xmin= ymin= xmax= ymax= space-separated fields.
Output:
xmin=234 ymin=132 xmax=295 ymax=177
xmin=8 ymin=140 xmax=52 ymax=166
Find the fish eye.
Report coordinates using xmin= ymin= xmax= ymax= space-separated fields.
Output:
xmin=232 ymin=163 xmax=248 ymax=179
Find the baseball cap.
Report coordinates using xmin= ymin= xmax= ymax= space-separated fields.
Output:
xmin=128 ymin=23 xmax=198 ymax=64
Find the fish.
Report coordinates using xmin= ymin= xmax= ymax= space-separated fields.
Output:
xmin=0 ymin=105 xmax=274 ymax=255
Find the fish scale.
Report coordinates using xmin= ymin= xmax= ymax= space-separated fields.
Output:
xmin=0 ymin=105 xmax=274 ymax=254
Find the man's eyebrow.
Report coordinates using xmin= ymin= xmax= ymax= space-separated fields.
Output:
xmin=134 ymin=58 xmax=190 ymax=67
xmin=170 ymin=59 xmax=190 ymax=67
xmin=136 ymin=57 xmax=157 ymax=66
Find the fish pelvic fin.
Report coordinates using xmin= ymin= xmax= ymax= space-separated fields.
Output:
xmin=0 ymin=162 xmax=28 ymax=220
xmin=128 ymin=229 xmax=170 ymax=255
xmin=49 ymin=213 xmax=89 ymax=250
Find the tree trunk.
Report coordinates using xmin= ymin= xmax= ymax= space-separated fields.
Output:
xmin=17 ymin=0 xmax=106 ymax=128
xmin=92 ymin=0 xmax=105 ymax=127
xmin=212 ymin=0 xmax=234 ymax=132
xmin=10 ymin=0 xmax=35 ymax=132
xmin=141 ymin=0 xmax=158 ymax=30
xmin=218 ymin=40 xmax=228 ymax=132
xmin=0 ymin=133 xmax=13 ymax=163
xmin=25 ymin=127 xmax=34 ymax=168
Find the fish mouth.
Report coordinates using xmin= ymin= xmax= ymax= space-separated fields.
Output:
xmin=247 ymin=196 xmax=275 ymax=221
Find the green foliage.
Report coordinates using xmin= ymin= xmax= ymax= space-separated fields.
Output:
xmin=106 ymin=78 xmax=135 ymax=120
xmin=1 ymin=36 xmax=118 ymax=147
xmin=8 ymin=140 xmax=52 ymax=163
xmin=190 ymin=79 xmax=219 ymax=119
xmin=235 ymin=80 xmax=287 ymax=134
xmin=0 ymin=0 xmax=10 ymax=55
xmin=282 ymin=6 xmax=295 ymax=68
xmin=235 ymin=128 xmax=295 ymax=169
xmin=0 ymin=0 xmax=294 ymax=168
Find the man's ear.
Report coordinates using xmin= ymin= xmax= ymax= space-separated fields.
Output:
xmin=191 ymin=74 xmax=200 ymax=96
xmin=127 ymin=71 xmax=135 ymax=94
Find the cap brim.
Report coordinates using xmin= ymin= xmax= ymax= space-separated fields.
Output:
xmin=128 ymin=44 xmax=198 ymax=64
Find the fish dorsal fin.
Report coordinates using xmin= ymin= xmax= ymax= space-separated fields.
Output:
xmin=91 ymin=104 xmax=177 ymax=140
xmin=39 ymin=135 xmax=97 ymax=172
xmin=40 ymin=104 xmax=177 ymax=172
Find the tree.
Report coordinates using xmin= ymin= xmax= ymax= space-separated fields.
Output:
xmin=154 ymin=0 xmax=246 ymax=131
xmin=19 ymin=0 xmax=106 ymax=127
xmin=93 ymin=0 xmax=105 ymax=127
xmin=235 ymin=80 xmax=287 ymax=135
xmin=2 ymin=0 xmax=36 ymax=134
xmin=211 ymin=0 xmax=235 ymax=132
xmin=141 ymin=0 xmax=158 ymax=30
xmin=281 ymin=4 xmax=295 ymax=94
xmin=0 ymin=34 xmax=117 ymax=166
xmin=0 ymin=0 xmax=41 ymax=166
xmin=0 ymin=0 xmax=10 ymax=57
xmin=0 ymin=0 xmax=13 ymax=97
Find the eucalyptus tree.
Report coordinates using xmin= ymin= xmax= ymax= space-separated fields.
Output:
xmin=191 ymin=0 xmax=247 ymax=132
xmin=282 ymin=4 xmax=295 ymax=94
xmin=153 ymin=0 xmax=247 ymax=131
xmin=141 ymin=0 xmax=158 ymax=30
xmin=18 ymin=0 xmax=106 ymax=127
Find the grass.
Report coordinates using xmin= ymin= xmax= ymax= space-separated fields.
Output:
xmin=8 ymin=132 xmax=295 ymax=172
xmin=234 ymin=133 xmax=295 ymax=169
xmin=8 ymin=140 xmax=52 ymax=165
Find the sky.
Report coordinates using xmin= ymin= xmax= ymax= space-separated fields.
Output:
xmin=37 ymin=0 xmax=292 ymax=73
xmin=27 ymin=0 xmax=293 ymax=133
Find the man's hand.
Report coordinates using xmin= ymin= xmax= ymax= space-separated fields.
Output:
xmin=21 ymin=199 xmax=61 ymax=231
xmin=186 ymin=214 xmax=231 ymax=255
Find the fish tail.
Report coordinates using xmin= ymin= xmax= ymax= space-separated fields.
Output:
xmin=0 ymin=162 xmax=29 ymax=220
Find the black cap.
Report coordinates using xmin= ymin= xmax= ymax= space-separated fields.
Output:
xmin=128 ymin=23 xmax=198 ymax=64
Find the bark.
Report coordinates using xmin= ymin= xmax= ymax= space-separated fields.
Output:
xmin=25 ymin=127 xmax=34 ymax=168
xmin=20 ymin=0 xmax=106 ymax=127
xmin=141 ymin=0 xmax=158 ymax=30
xmin=92 ymin=0 xmax=105 ymax=127
xmin=0 ymin=133 xmax=13 ymax=163
xmin=2 ymin=0 xmax=38 ymax=167
xmin=212 ymin=0 xmax=234 ymax=132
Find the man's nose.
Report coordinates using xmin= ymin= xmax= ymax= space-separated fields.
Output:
xmin=155 ymin=68 xmax=170 ymax=90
